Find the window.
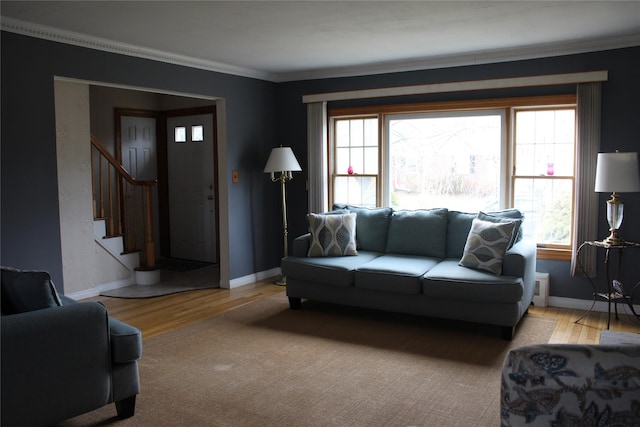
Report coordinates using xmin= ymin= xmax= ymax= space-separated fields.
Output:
xmin=332 ymin=117 xmax=378 ymax=206
xmin=387 ymin=111 xmax=504 ymax=212
xmin=329 ymin=96 xmax=577 ymax=259
xmin=512 ymin=107 xmax=576 ymax=248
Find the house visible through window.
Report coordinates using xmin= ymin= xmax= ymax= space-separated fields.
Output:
xmin=329 ymin=95 xmax=577 ymax=259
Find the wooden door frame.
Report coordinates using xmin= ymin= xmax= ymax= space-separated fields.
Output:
xmin=164 ymin=106 xmax=219 ymax=263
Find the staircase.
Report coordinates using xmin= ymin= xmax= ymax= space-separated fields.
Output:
xmin=91 ymin=134 xmax=159 ymax=286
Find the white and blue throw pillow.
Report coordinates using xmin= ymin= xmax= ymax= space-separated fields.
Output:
xmin=459 ymin=217 xmax=518 ymax=275
xmin=307 ymin=212 xmax=357 ymax=257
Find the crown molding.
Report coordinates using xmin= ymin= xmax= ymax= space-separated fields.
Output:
xmin=3 ymin=16 xmax=639 ymax=84
xmin=1 ymin=17 xmax=276 ymax=82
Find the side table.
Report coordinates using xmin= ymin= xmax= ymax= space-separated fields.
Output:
xmin=574 ymin=240 xmax=640 ymax=329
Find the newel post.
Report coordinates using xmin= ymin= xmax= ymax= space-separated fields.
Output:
xmin=143 ymin=184 xmax=155 ymax=269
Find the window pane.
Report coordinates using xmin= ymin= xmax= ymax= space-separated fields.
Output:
xmin=175 ymin=126 xmax=186 ymax=143
xmin=514 ymin=177 xmax=573 ymax=245
xmin=364 ymin=118 xmax=378 ymax=147
xmin=388 ymin=113 xmax=502 ymax=211
xmin=336 ymin=147 xmax=350 ymax=174
xmin=334 ymin=176 xmax=377 ymax=207
xmin=192 ymin=125 xmax=203 ymax=142
xmin=336 ymin=120 xmax=350 ymax=147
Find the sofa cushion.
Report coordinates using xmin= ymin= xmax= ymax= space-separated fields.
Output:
xmin=478 ymin=211 xmax=523 ymax=248
xmin=446 ymin=211 xmax=477 ymax=258
xmin=459 ymin=218 xmax=518 ymax=275
xmin=484 ymin=209 xmax=524 ymax=244
xmin=333 ymin=205 xmax=393 ymax=253
xmin=355 ymin=255 xmax=439 ymax=295
xmin=423 ymin=260 xmax=523 ymax=303
xmin=385 ymin=208 xmax=448 ymax=258
xmin=282 ymin=252 xmax=381 ymax=288
xmin=1 ymin=267 xmax=62 ymax=314
xmin=307 ymin=212 xmax=357 ymax=257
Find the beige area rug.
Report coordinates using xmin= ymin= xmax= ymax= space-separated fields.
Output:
xmin=100 ymin=265 xmax=219 ymax=298
xmin=59 ymin=296 xmax=556 ymax=426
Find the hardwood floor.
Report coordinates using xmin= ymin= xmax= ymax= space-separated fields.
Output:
xmin=90 ymin=278 xmax=640 ymax=343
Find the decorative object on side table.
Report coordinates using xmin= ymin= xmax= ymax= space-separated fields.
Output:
xmin=264 ymin=146 xmax=302 ymax=285
xmin=594 ymin=151 xmax=640 ymax=245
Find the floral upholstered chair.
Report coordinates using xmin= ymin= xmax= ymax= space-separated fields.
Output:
xmin=500 ymin=342 xmax=640 ymax=426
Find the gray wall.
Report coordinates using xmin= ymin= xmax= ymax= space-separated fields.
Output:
xmin=277 ymin=47 xmax=640 ymax=303
xmin=2 ymin=29 xmax=640 ymax=303
xmin=1 ymin=32 xmax=278 ymax=289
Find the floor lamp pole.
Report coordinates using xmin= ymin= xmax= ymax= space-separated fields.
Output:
xmin=276 ymin=172 xmax=290 ymax=286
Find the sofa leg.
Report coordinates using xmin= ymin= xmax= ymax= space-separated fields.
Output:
xmin=288 ymin=297 xmax=301 ymax=310
xmin=115 ymin=395 xmax=136 ymax=419
xmin=501 ymin=326 xmax=515 ymax=341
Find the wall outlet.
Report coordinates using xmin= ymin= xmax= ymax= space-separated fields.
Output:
xmin=232 ymin=170 xmax=239 ymax=183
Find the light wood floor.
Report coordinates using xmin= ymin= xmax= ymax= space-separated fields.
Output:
xmin=90 ymin=278 xmax=640 ymax=344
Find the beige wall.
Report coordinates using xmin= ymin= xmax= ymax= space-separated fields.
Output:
xmin=55 ymin=80 xmax=130 ymax=296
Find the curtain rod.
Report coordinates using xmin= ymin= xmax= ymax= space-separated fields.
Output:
xmin=302 ymin=71 xmax=608 ymax=104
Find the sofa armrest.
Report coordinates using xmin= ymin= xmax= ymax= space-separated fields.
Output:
xmin=291 ymin=233 xmax=311 ymax=257
xmin=501 ymin=343 xmax=640 ymax=425
xmin=503 ymin=239 xmax=536 ymax=293
xmin=1 ymin=303 xmax=112 ymax=427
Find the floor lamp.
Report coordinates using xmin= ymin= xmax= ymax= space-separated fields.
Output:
xmin=264 ymin=146 xmax=302 ymax=285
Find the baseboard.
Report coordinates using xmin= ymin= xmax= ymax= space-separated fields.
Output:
xmin=548 ymin=296 xmax=640 ymax=316
xmin=228 ymin=268 xmax=280 ymax=289
xmin=65 ymin=278 xmax=133 ymax=301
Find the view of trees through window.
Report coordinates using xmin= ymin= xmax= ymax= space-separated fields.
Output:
xmin=387 ymin=112 xmax=502 ymax=213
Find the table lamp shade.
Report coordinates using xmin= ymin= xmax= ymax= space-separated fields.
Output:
xmin=594 ymin=152 xmax=640 ymax=193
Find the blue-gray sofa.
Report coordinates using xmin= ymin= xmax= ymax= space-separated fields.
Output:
xmin=282 ymin=205 xmax=536 ymax=340
xmin=1 ymin=267 xmax=142 ymax=427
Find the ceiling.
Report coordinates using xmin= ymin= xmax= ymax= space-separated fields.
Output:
xmin=2 ymin=1 xmax=640 ymax=82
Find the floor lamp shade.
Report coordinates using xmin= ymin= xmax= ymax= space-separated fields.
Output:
xmin=264 ymin=147 xmax=302 ymax=178
xmin=264 ymin=146 xmax=302 ymax=285
xmin=594 ymin=151 xmax=640 ymax=245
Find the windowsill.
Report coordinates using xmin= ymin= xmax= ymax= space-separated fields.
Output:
xmin=537 ymin=247 xmax=572 ymax=261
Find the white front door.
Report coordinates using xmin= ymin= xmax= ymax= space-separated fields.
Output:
xmin=166 ymin=114 xmax=217 ymax=263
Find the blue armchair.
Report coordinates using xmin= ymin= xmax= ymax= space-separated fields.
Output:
xmin=1 ymin=267 xmax=142 ymax=427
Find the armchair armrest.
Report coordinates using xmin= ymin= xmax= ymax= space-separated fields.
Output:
xmin=1 ymin=302 xmax=112 ymax=427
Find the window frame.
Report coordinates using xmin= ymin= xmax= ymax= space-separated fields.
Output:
xmin=328 ymin=94 xmax=577 ymax=261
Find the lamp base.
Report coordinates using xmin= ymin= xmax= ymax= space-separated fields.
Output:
xmin=601 ymin=229 xmax=625 ymax=246
xmin=274 ymin=275 xmax=287 ymax=286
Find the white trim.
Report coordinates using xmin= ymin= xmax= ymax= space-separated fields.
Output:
xmin=548 ymin=296 xmax=640 ymax=317
xmin=303 ymin=71 xmax=609 ymax=103
xmin=65 ymin=278 xmax=133 ymax=301
xmin=228 ymin=268 xmax=281 ymax=289
xmin=54 ymin=76 xmax=220 ymax=101
xmin=4 ymin=16 xmax=637 ymax=83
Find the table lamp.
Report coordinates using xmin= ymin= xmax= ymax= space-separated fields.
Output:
xmin=594 ymin=151 xmax=640 ymax=245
